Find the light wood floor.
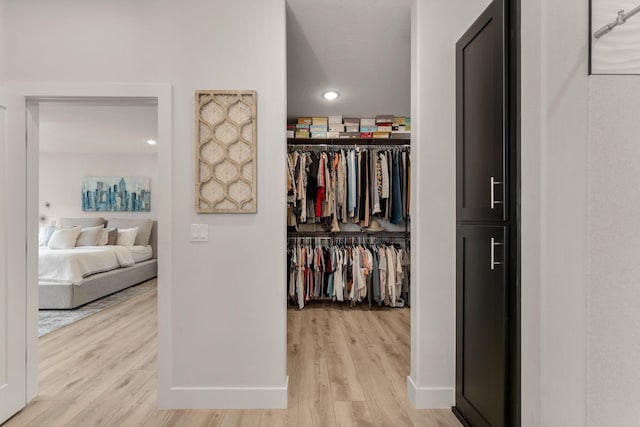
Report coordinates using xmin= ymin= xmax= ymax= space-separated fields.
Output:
xmin=4 ymin=280 xmax=461 ymax=426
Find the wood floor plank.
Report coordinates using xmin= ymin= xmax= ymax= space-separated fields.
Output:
xmin=2 ymin=400 xmax=56 ymax=427
xmin=219 ymin=409 xmax=263 ymax=427
xmin=355 ymin=310 xmax=411 ymax=400
xmin=406 ymin=408 xmax=464 ymax=427
xmin=323 ymin=306 xmax=366 ymax=402
xmin=287 ymin=306 xmax=303 ymax=405
xmin=334 ymin=401 xmax=375 ymax=427
xmin=204 ymin=410 xmax=227 ymax=426
xmin=139 ymin=409 xmax=177 ymax=427
xmin=298 ymin=399 xmax=338 ymax=427
xmin=175 ymin=409 xmax=223 ymax=426
xmin=10 ymin=279 xmax=461 ymax=427
xmin=64 ymin=369 xmax=156 ymax=426
xmin=132 ymin=373 xmax=158 ymax=405
xmin=297 ymin=308 xmax=334 ymax=402
xmin=336 ymin=308 xmax=415 ymax=426
xmin=259 ymin=408 xmax=291 ymax=426
xmin=101 ymin=402 xmax=156 ymax=427
xmin=297 ymin=306 xmax=338 ymax=426
xmin=21 ymin=400 xmax=88 ymax=427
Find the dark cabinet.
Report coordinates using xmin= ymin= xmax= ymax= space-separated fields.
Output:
xmin=454 ymin=0 xmax=518 ymax=426
xmin=455 ymin=225 xmax=507 ymax=427
xmin=456 ymin=0 xmax=506 ymax=223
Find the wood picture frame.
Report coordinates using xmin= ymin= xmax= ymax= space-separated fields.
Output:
xmin=195 ymin=90 xmax=257 ymax=213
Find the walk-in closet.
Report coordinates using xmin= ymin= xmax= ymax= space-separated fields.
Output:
xmin=285 ymin=0 xmax=417 ymax=423
xmin=287 ymin=138 xmax=411 ymax=309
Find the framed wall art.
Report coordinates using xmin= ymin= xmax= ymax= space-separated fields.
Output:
xmin=195 ymin=90 xmax=257 ymax=213
xmin=82 ymin=176 xmax=151 ymax=212
xmin=591 ymin=0 xmax=640 ymax=74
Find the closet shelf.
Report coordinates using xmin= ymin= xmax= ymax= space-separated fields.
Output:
xmin=287 ymin=138 xmax=410 ymax=146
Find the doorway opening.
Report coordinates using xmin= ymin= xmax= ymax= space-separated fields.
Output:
xmin=20 ymin=86 xmax=172 ymax=421
xmin=32 ymin=97 xmax=159 ymax=420
xmin=284 ymin=0 xmax=434 ymax=424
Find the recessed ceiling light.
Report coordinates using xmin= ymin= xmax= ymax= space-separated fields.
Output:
xmin=147 ymin=139 xmax=157 ymax=145
xmin=322 ymin=90 xmax=340 ymax=101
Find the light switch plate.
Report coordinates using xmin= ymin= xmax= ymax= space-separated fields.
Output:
xmin=191 ymin=224 xmax=209 ymax=242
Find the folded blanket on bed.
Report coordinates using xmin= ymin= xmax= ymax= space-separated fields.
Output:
xmin=39 ymin=246 xmax=135 ymax=285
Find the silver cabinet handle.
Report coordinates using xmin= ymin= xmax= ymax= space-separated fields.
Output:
xmin=491 ymin=237 xmax=503 ymax=270
xmin=490 ymin=176 xmax=504 ymax=209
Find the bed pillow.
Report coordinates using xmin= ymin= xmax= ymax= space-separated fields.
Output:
xmin=97 ymin=227 xmax=114 ymax=245
xmin=47 ymin=226 xmax=82 ymax=249
xmin=106 ymin=219 xmax=153 ymax=246
xmin=39 ymin=226 xmax=57 ymax=247
xmin=106 ymin=228 xmax=118 ymax=245
xmin=76 ymin=225 xmax=104 ymax=247
xmin=116 ymin=227 xmax=138 ymax=247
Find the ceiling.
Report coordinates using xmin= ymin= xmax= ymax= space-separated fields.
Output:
xmin=38 ymin=2 xmax=411 ymax=147
xmin=38 ymin=101 xmax=158 ymax=154
xmin=286 ymin=0 xmax=412 ymax=118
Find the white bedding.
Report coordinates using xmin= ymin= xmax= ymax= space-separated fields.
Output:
xmin=129 ymin=245 xmax=153 ymax=263
xmin=39 ymin=246 xmax=135 ymax=285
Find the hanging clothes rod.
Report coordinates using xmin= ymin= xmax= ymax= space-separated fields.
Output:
xmin=594 ymin=5 xmax=640 ymax=39
xmin=287 ymin=231 xmax=409 ymax=238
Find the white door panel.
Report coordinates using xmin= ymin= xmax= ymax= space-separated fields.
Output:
xmin=0 ymin=87 xmax=26 ymax=424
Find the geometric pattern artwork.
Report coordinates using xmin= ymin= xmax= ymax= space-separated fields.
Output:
xmin=82 ymin=176 xmax=151 ymax=212
xmin=195 ymin=90 xmax=257 ymax=213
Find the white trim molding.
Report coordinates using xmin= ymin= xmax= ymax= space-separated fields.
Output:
xmin=167 ymin=377 xmax=288 ymax=409
xmin=407 ymin=376 xmax=454 ymax=409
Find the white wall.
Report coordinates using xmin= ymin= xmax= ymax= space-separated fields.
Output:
xmin=3 ymin=0 xmax=287 ymax=408
xmin=0 ymin=1 xmax=4 ymax=83
xmin=588 ymin=76 xmax=640 ymax=426
xmin=408 ymin=0 xmax=491 ymax=408
xmin=521 ymin=0 xmax=590 ymax=425
xmin=39 ymin=152 xmax=158 ymax=224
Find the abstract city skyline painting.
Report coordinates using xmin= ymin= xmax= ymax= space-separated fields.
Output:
xmin=82 ymin=176 xmax=151 ymax=212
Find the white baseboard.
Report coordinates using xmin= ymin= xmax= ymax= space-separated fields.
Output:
xmin=407 ymin=376 xmax=454 ymax=409
xmin=159 ymin=377 xmax=288 ymax=409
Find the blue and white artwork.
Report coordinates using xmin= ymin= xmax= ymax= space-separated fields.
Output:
xmin=82 ymin=176 xmax=151 ymax=212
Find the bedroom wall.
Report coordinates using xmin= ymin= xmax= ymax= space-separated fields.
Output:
xmin=39 ymin=152 xmax=159 ymax=224
xmin=588 ymin=75 xmax=640 ymax=426
xmin=2 ymin=0 xmax=287 ymax=408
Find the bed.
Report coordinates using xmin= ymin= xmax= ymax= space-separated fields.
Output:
xmin=39 ymin=217 xmax=158 ymax=309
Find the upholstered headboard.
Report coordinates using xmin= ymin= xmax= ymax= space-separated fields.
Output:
xmin=54 ymin=217 xmax=158 ymax=259
xmin=149 ymin=220 xmax=158 ymax=259
xmin=56 ymin=217 xmax=106 ymax=228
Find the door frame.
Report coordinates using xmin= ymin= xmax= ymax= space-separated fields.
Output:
xmin=6 ymin=82 xmax=173 ymax=404
xmin=0 ymin=87 xmax=27 ymax=423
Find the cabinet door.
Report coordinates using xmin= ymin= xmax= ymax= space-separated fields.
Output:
xmin=455 ymin=225 xmax=507 ymax=427
xmin=456 ymin=0 xmax=507 ymax=223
